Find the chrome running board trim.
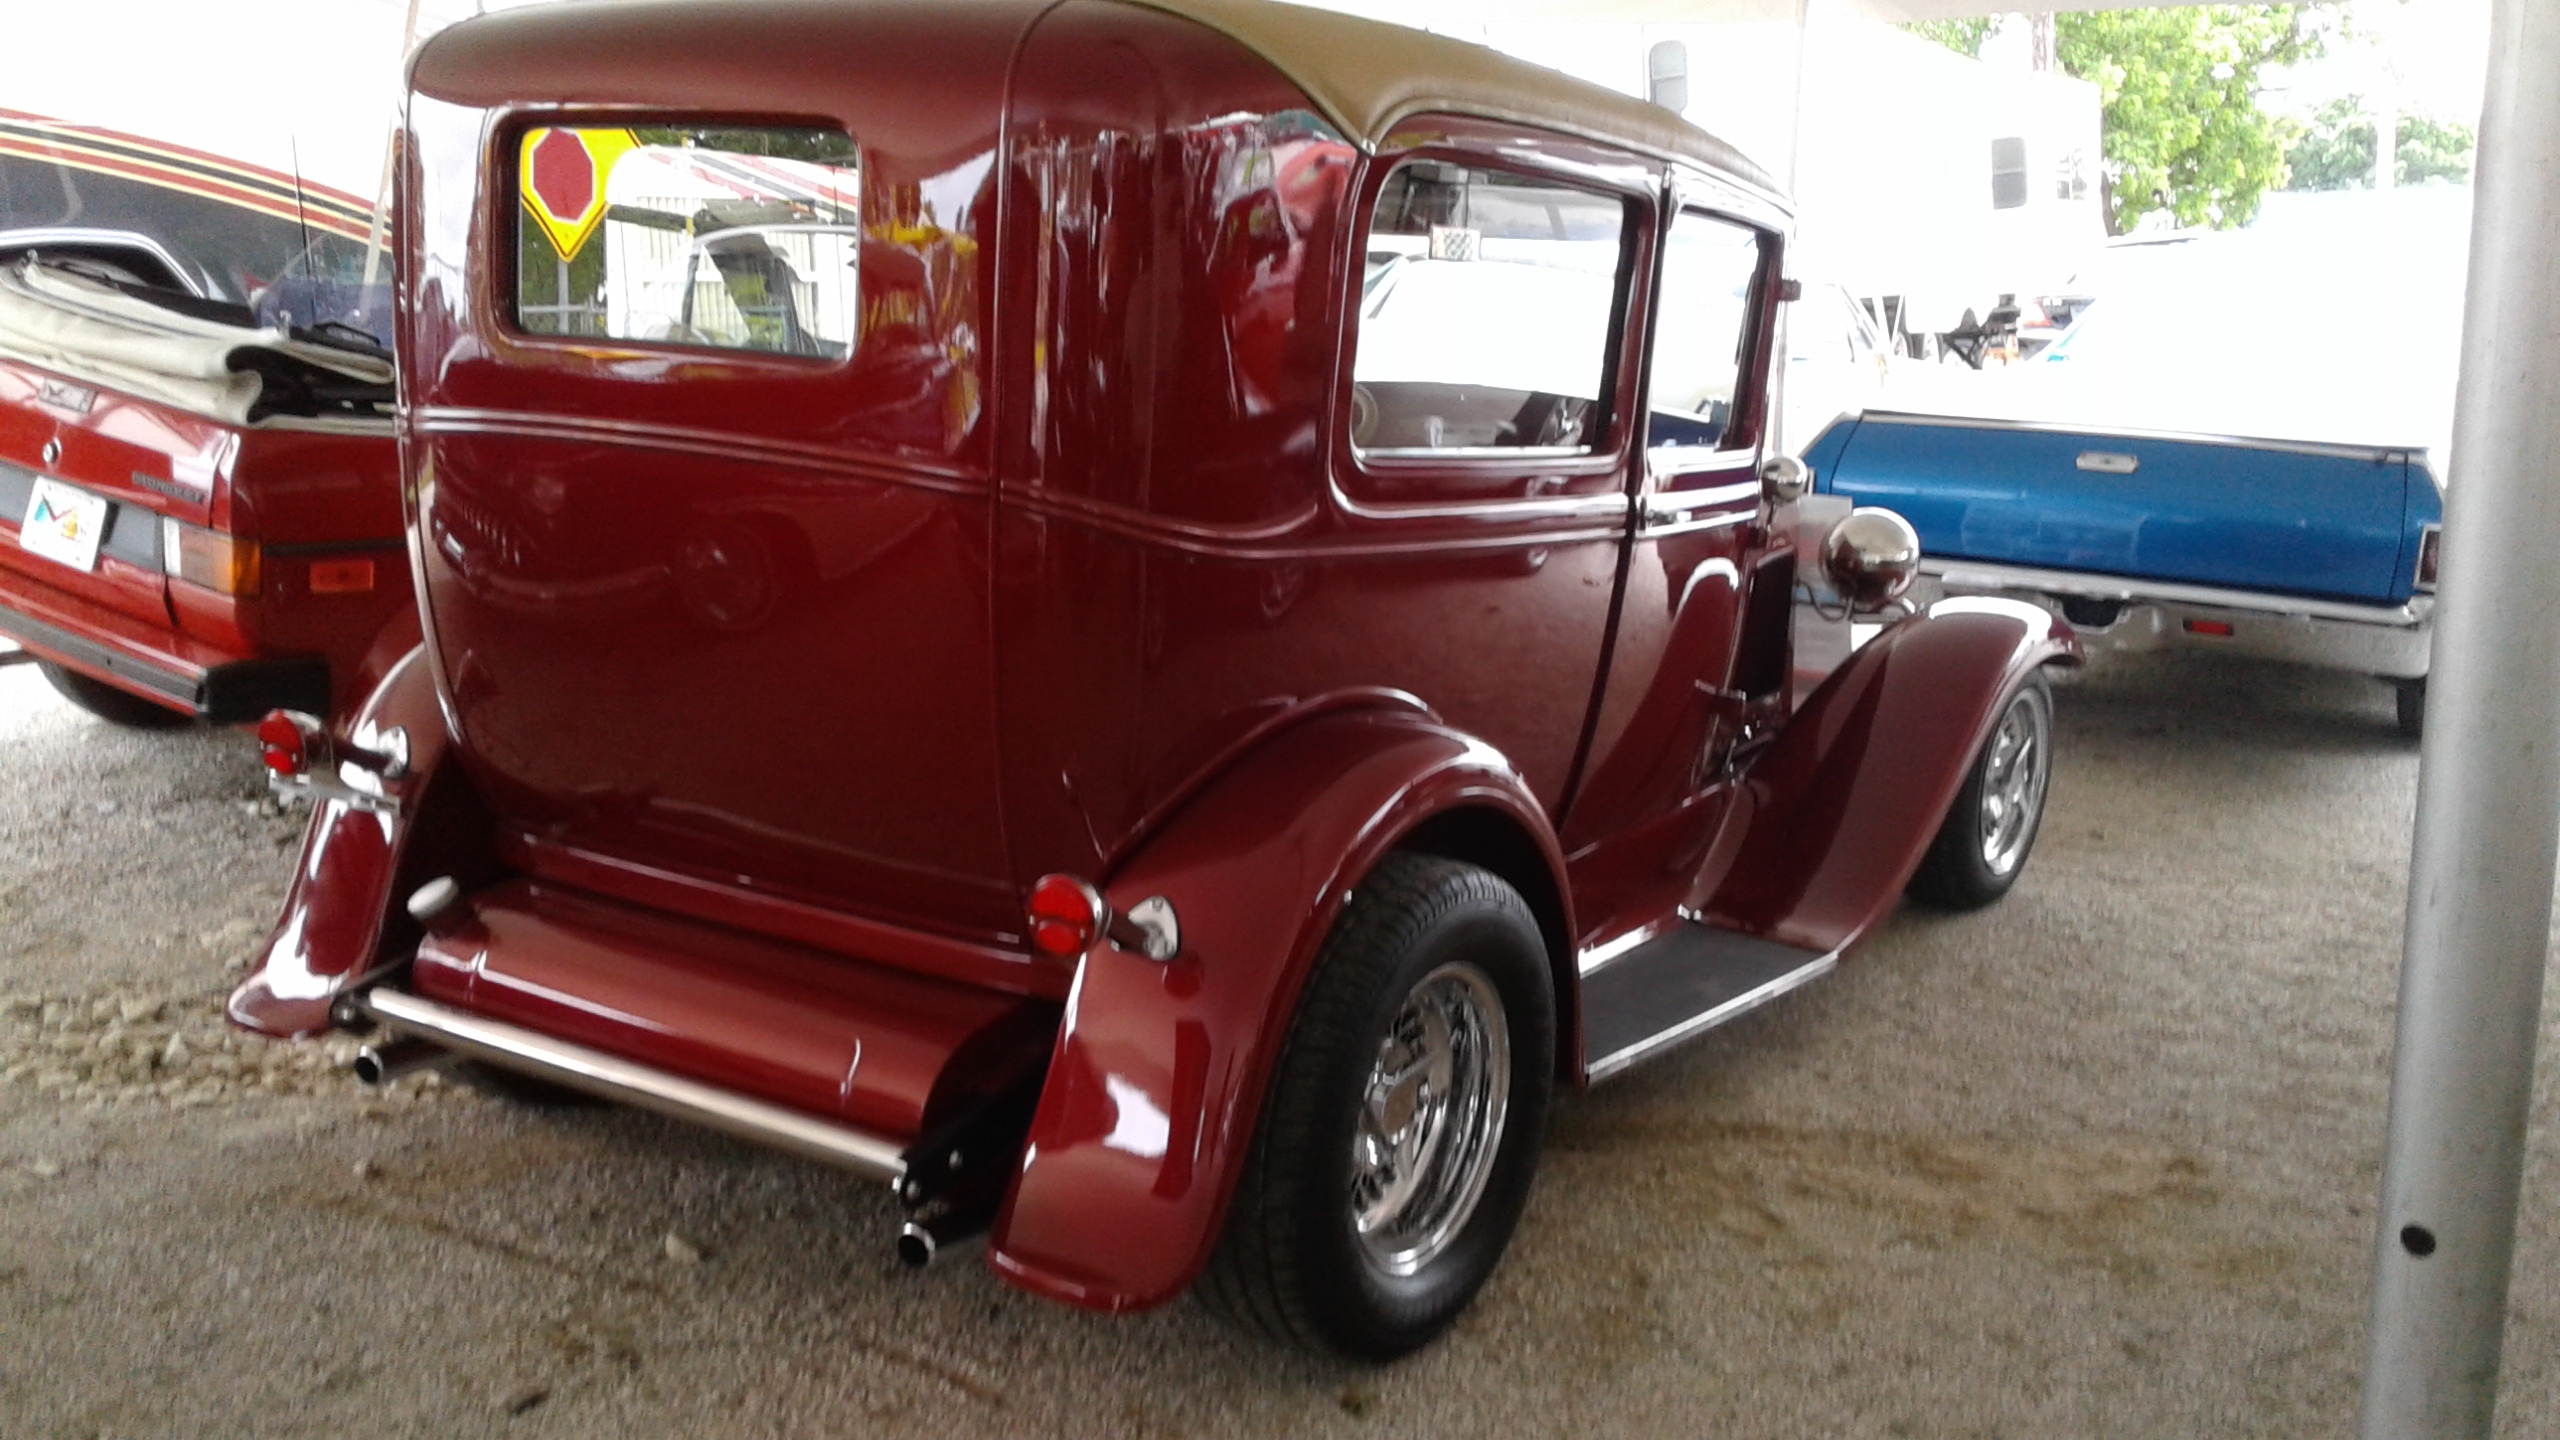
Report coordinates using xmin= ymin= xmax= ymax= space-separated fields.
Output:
xmin=1576 ymin=917 xmax=1843 ymax=1076
xmin=360 ymin=989 xmax=908 ymax=1185
xmin=1575 ymin=922 xmax=1667 ymax=976
xmin=1585 ymin=954 xmax=1833 ymax=1080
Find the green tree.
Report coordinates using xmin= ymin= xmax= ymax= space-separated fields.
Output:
xmin=2393 ymin=112 xmax=2477 ymax=186
xmin=1903 ymin=17 xmax=1996 ymax=60
xmin=2054 ymin=6 xmax=2326 ymax=233
xmin=2280 ymin=96 xmax=2475 ymax=189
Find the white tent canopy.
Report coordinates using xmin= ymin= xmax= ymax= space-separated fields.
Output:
xmin=6 ymin=2 xmax=2550 ymax=1435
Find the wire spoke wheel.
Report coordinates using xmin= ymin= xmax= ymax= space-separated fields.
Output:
xmin=1348 ymin=962 xmax=1510 ymax=1277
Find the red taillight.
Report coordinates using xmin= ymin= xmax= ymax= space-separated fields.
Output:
xmin=2184 ymin=619 xmax=2235 ymax=638
xmin=256 ymin=709 xmax=316 ymax=776
xmin=1027 ymin=873 xmax=1106 ymax=958
xmin=2417 ymin=525 xmax=2441 ymax=592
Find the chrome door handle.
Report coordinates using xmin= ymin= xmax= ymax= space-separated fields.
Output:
xmin=1641 ymin=482 xmax=1757 ymax=527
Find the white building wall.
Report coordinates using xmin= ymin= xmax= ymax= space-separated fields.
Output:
xmin=1369 ymin=6 xmax=2106 ymax=334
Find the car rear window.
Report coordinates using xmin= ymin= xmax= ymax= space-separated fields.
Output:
xmin=513 ymin=125 xmax=860 ymax=360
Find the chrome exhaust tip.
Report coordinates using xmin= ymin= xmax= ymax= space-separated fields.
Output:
xmin=896 ymin=1221 xmax=938 ymax=1269
xmin=896 ymin=1211 xmax=990 ymax=1269
xmin=352 ymin=1037 xmax=450 ymax=1087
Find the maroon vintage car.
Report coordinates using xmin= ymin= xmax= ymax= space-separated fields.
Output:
xmin=230 ymin=0 xmax=2077 ymax=1357
xmin=0 ymin=121 xmax=413 ymax=725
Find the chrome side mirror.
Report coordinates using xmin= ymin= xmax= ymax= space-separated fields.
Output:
xmin=1760 ymin=453 xmax=1811 ymax=504
xmin=1821 ymin=507 xmax=1921 ymax=611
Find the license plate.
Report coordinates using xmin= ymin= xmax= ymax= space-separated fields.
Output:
xmin=20 ymin=477 xmax=110 ymax=573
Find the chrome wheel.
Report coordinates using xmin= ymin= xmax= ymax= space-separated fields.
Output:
xmin=1349 ymin=961 xmax=1511 ymax=1277
xmin=1976 ymin=684 xmax=2052 ymax=877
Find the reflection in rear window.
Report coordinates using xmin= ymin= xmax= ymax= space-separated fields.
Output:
xmin=514 ymin=126 xmax=859 ymax=359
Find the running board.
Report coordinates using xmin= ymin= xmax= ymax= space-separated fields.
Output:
xmin=1581 ymin=924 xmax=1833 ymax=1081
xmin=359 ymin=989 xmax=908 ymax=1185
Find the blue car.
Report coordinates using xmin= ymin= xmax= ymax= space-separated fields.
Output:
xmin=1803 ymin=410 xmax=2443 ymax=736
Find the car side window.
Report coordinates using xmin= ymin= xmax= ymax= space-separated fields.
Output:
xmin=1648 ymin=210 xmax=1765 ymax=453
xmin=1350 ymin=159 xmax=1631 ymax=461
xmin=514 ymin=125 xmax=860 ymax=360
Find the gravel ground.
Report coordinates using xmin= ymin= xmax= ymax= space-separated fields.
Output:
xmin=4 ymin=646 xmax=2558 ymax=1439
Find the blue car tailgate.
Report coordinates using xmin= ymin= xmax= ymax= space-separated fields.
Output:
xmin=1818 ymin=414 xmax=2417 ymax=605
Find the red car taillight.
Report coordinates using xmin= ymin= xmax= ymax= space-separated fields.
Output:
xmin=2416 ymin=524 xmax=2442 ymax=593
xmin=256 ymin=709 xmax=322 ymax=776
xmin=1027 ymin=873 xmax=1107 ymax=958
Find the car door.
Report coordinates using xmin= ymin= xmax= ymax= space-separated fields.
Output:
xmin=1315 ymin=131 xmax=1660 ymax=815
xmin=1562 ymin=201 xmax=1785 ymax=939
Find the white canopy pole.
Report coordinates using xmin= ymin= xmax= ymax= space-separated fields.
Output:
xmin=2357 ymin=0 xmax=2560 ymax=1433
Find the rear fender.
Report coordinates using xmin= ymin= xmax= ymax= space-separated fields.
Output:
xmin=225 ymin=645 xmax=493 ymax=1038
xmin=341 ymin=599 xmax=426 ymax=718
xmin=1700 ymin=596 xmax=2078 ymax=953
xmin=986 ymin=710 xmax=1570 ymax=1312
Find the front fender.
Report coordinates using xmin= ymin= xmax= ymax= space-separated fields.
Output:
xmin=225 ymin=645 xmax=487 ymax=1038
xmin=1701 ymin=596 xmax=2079 ymax=953
xmin=986 ymin=710 xmax=1567 ymax=1312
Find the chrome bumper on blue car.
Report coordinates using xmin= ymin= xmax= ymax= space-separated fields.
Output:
xmin=1913 ymin=559 xmax=2434 ymax=680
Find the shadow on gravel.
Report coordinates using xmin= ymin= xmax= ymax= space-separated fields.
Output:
xmin=2052 ymin=649 xmax=2417 ymax=757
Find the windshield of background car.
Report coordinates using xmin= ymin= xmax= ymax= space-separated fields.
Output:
xmin=1351 ymin=159 xmax=1629 ymax=456
xmin=255 ymin=235 xmax=392 ymax=349
xmin=514 ymin=125 xmax=859 ymax=360
xmin=1647 ymin=211 xmax=1763 ymax=451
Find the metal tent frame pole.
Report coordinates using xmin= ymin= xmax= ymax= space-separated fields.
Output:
xmin=2358 ymin=0 xmax=2560 ymax=1433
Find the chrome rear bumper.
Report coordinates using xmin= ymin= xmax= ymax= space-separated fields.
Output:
xmin=358 ymin=988 xmax=909 ymax=1185
xmin=1917 ymin=560 xmax=2434 ymax=679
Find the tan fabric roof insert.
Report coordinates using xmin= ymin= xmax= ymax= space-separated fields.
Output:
xmin=1117 ymin=0 xmax=1781 ymax=198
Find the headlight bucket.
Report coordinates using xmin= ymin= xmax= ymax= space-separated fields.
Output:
xmin=1821 ymin=507 xmax=1921 ymax=611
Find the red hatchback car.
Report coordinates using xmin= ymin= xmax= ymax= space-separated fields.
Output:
xmin=232 ymin=0 xmax=2077 ymax=1357
xmin=0 ymin=121 xmax=412 ymax=725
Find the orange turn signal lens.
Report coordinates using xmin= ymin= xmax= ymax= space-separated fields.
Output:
xmin=159 ymin=516 xmax=260 ymax=597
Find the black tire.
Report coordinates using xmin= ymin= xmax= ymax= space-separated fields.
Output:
xmin=38 ymin=661 xmax=191 ymax=729
xmin=1199 ymin=852 xmax=1554 ymax=1360
xmin=2395 ymin=678 xmax=2426 ymax=740
xmin=1908 ymin=669 xmax=2055 ymax=911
